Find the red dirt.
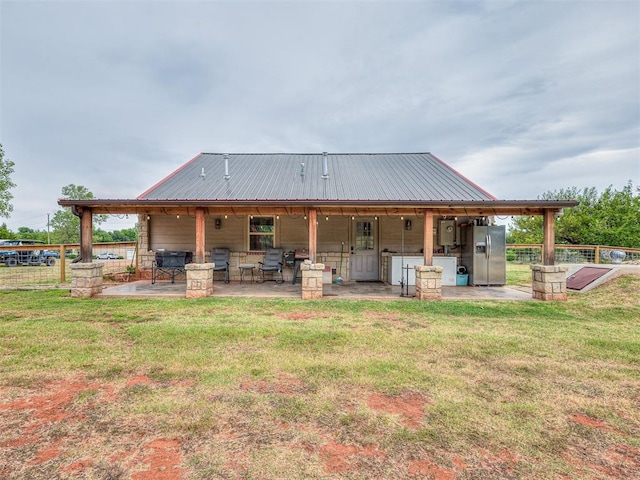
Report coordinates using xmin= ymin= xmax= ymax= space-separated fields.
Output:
xmin=571 ymin=414 xmax=624 ymax=434
xmin=408 ymin=459 xmax=456 ymax=479
xmin=131 ymin=438 xmax=187 ymax=480
xmin=366 ymin=392 xmax=429 ymax=428
xmin=318 ymin=440 xmax=385 ymax=473
xmin=28 ymin=439 xmax=63 ymax=465
xmin=126 ymin=374 xmax=152 ymax=387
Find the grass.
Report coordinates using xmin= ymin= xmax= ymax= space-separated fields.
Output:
xmin=0 ymin=276 xmax=639 ymax=479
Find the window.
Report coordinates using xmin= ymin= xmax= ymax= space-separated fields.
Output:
xmin=249 ymin=216 xmax=275 ymax=251
xmin=355 ymin=221 xmax=374 ymax=250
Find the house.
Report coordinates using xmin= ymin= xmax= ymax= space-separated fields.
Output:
xmin=59 ymin=152 xmax=577 ymax=297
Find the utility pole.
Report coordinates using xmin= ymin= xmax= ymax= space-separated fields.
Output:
xmin=47 ymin=213 xmax=50 ymax=244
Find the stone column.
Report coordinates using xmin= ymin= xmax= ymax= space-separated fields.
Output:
xmin=301 ymin=260 xmax=324 ymax=300
xmin=185 ymin=263 xmax=214 ymax=299
xmin=70 ymin=263 xmax=104 ymax=298
xmin=414 ymin=265 xmax=443 ymax=300
xmin=531 ymin=265 xmax=568 ymax=301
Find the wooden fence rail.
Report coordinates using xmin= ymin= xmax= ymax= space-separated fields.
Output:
xmin=0 ymin=242 xmax=137 ymax=287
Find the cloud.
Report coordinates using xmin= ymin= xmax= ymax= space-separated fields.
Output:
xmin=1 ymin=0 xmax=638 ymax=230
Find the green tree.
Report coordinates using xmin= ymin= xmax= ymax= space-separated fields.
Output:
xmin=0 ymin=223 xmax=14 ymax=240
xmin=50 ymin=184 xmax=108 ymax=244
xmin=0 ymin=144 xmax=16 ymax=218
xmin=508 ymin=182 xmax=640 ymax=248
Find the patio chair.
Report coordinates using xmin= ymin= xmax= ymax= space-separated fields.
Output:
xmin=211 ymin=248 xmax=230 ymax=283
xmin=258 ymin=248 xmax=284 ymax=284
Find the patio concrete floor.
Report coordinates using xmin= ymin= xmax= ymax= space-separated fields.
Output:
xmin=98 ymin=279 xmax=532 ymax=301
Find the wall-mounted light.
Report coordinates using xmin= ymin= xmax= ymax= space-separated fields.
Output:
xmin=276 ymin=215 xmax=280 ymax=220
xmin=146 ymin=215 xmax=150 ymax=221
xmin=215 ymin=218 xmax=221 ymax=229
xmin=405 ymin=219 xmax=412 ymax=231
xmin=374 ymin=216 xmax=378 ymax=221
xmin=176 ymin=214 xmax=180 ymax=219
xmin=224 ymin=215 xmax=228 ymax=219
xmin=351 ymin=216 xmax=355 ymax=220
xmin=325 ymin=216 xmax=329 ymax=221
xmin=304 ymin=215 xmax=307 ymax=220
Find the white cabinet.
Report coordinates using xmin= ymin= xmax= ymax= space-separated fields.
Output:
xmin=388 ymin=256 xmax=457 ymax=286
xmin=434 ymin=256 xmax=457 ymax=286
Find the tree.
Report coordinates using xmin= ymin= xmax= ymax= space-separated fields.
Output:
xmin=508 ymin=182 xmax=640 ymax=248
xmin=50 ymin=184 xmax=108 ymax=244
xmin=0 ymin=223 xmax=14 ymax=240
xmin=0 ymin=144 xmax=16 ymax=218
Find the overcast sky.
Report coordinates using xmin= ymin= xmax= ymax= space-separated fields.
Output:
xmin=1 ymin=0 xmax=638 ymax=232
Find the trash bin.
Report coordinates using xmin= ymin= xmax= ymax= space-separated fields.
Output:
xmin=456 ymin=266 xmax=468 ymax=286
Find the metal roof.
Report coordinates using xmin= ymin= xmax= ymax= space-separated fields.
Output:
xmin=137 ymin=153 xmax=497 ymax=202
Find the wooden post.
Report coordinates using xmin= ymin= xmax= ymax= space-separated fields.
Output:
xmin=423 ymin=209 xmax=433 ymax=266
xmin=595 ymin=245 xmax=600 ymax=264
xmin=543 ymin=209 xmax=555 ymax=266
xmin=195 ymin=207 xmax=205 ymax=264
xmin=59 ymin=244 xmax=66 ymax=283
xmin=80 ymin=208 xmax=93 ymax=263
xmin=308 ymin=208 xmax=317 ymax=263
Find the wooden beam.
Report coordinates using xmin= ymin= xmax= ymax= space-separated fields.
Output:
xmin=543 ymin=209 xmax=555 ymax=265
xmin=308 ymin=208 xmax=317 ymax=263
xmin=195 ymin=207 xmax=205 ymax=264
xmin=84 ymin=204 xmax=552 ymax=217
xmin=80 ymin=208 xmax=93 ymax=262
xmin=423 ymin=209 xmax=433 ymax=266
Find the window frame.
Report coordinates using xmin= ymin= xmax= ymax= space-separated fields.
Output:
xmin=247 ymin=215 xmax=276 ymax=251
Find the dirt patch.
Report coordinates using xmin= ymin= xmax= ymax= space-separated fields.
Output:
xmin=570 ymin=413 xmax=624 ymax=434
xmin=408 ymin=459 xmax=455 ymax=479
xmin=131 ymin=438 xmax=187 ymax=480
xmin=318 ymin=440 xmax=386 ymax=473
xmin=366 ymin=392 xmax=429 ymax=428
xmin=240 ymin=373 xmax=307 ymax=395
xmin=126 ymin=374 xmax=152 ymax=387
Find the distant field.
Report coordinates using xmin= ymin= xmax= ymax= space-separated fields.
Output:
xmin=1 ymin=275 xmax=638 ymax=479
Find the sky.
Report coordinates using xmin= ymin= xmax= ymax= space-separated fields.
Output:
xmin=1 ymin=0 xmax=639 ymax=232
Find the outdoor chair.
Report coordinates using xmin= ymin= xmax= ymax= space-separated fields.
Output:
xmin=258 ymin=248 xmax=284 ymax=284
xmin=152 ymin=251 xmax=188 ymax=284
xmin=211 ymin=247 xmax=230 ymax=283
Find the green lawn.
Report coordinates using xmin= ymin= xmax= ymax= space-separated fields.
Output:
xmin=0 ymin=276 xmax=638 ymax=479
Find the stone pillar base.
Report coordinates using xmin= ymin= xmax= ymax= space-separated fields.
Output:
xmin=415 ymin=265 xmax=443 ymax=300
xmin=186 ymin=263 xmax=214 ymax=299
xmin=71 ymin=263 xmax=104 ymax=298
xmin=301 ymin=261 xmax=324 ymax=300
xmin=531 ymin=265 xmax=568 ymax=301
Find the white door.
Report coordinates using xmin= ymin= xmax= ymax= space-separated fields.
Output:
xmin=350 ymin=219 xmax=378 ymax=281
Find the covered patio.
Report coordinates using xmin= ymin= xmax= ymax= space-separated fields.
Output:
xmin=97 ymin=278 xmax=532 ymax=301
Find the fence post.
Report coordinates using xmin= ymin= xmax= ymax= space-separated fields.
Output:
xmin=59 ymin=244 xmax=66 ymax=283
xmin=595 ymin=246 xmax=600 ymax=264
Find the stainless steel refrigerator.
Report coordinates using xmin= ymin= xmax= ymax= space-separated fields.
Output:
xmin=460 ymin=225 xmax=506 ymax=286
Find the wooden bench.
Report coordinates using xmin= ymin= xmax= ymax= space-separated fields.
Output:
xmin=151 ymin=251 xmax=192 ymax=284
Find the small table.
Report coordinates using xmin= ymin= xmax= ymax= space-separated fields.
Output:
xmin=239 ymin=264 xmax=255 ymax=283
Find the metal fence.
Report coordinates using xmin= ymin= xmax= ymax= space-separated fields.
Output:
xmin=0 ymin=242 xmax=137 ymax=288
xmin=506 ymin=244 xmax=640 ymax=265
xmin=1 ymin=242 xmax=638 ymax=289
